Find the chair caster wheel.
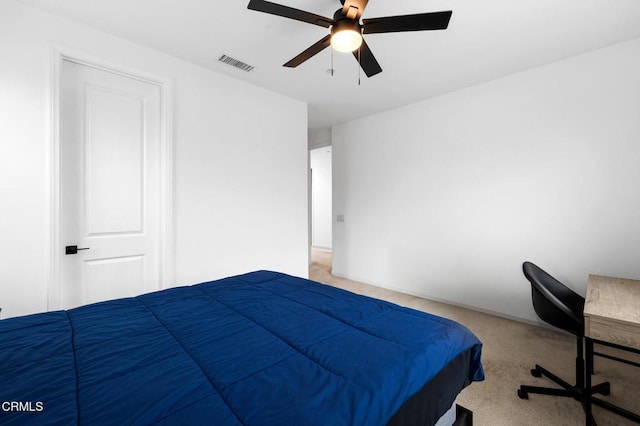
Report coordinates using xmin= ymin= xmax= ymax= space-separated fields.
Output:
xmin=517 ymin=389 xmax=528 ymax=399
xmin=531 ymin=368 xmax=542 ymax=378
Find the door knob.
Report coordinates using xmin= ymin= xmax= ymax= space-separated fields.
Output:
xmin=65 ymin=245 xmax=90 ymax=255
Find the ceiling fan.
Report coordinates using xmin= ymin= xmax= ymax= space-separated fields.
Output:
xmin=247 ymin=0 xmax=452 ymax=78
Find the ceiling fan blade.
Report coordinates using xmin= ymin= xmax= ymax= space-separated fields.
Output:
xmin=248 ymin=0 xmax=333 ymax=28
xmin=341 ymin=0 xmax=369 ymax=20
xmin=353 ymin=39 xmax=382 ymax=78
xmin=284 ymin=35 xmax=332 ymax=68
xmin=362 ymin=11 xmax=452 ymax=34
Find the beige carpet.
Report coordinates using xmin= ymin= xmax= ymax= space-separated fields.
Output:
xmin=309 ymin=248 xmax=640 ymax=426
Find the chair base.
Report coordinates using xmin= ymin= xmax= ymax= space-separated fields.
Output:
xmin=518 ymin=364 xmax=610 ymax=422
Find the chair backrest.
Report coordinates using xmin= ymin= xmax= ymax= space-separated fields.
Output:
xmin=522 ymin=261 xmax=585 ymax=336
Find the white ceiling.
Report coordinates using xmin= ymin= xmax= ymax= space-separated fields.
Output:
xmin=18 ymin=0 xmax=640 ymax=131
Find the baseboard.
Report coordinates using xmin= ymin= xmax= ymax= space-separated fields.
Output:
xmin=454 ymin=404 xmax=473 ymax=426
xmin=330 ymin=270 xmax=549 ymax=329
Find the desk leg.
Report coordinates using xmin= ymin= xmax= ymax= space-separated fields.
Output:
xmin=587 ymin=339 xmax=640 ymax=424
xmin=585 ymin=338 xmax=594 ymax=426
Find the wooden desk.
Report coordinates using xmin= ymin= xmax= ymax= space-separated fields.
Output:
xmin=584 ymin=274 xmax=640 ymax=425
xmin=585 ymin=274 xmax=640 ymax=349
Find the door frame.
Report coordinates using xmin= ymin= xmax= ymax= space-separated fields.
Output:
xmin=47 ymin=45 xmax=174 ymax=311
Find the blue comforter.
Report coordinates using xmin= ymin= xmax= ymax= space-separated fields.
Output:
xmin=0 ymin=271 xmax=483 ymax=425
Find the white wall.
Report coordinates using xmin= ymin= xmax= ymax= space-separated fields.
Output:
xmin=0 ymin=0 xmax=308 ymax=319
xmin=310 ymin=146 xmax=332 ymax=249
xmin=332 ymin=37 xmax=640 ymax=324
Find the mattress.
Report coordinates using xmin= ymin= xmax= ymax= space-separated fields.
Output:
xmin=0 ymin=270 xmax=484 ymax=425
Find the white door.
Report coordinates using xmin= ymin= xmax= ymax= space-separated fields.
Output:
xmin=60 ymin=59 xmax=162 ymax=309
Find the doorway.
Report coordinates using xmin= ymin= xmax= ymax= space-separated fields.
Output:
xmin=309 ymin=146 xmax=332 ymax=268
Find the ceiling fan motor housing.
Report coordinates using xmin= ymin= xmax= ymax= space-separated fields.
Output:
xmin=331 ymin=15 xmax=362 ymax=36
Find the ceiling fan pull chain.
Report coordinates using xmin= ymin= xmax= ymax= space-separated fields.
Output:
xmin=331 ymin=48 xmax=334 ymax=76
xmin=358 ymin=45 xmax=361 ymax=86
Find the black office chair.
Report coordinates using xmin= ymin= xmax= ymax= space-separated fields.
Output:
xmin=517 ymin=262 xmax=610 ymax=411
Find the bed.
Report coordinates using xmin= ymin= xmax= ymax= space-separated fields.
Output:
xmin=0 ymin=270 xmax=484 ymax=425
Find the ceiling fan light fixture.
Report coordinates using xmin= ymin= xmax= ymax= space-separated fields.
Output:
xmin=330 ymin=20 xmax=362 ymax=52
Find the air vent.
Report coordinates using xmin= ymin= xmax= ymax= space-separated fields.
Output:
xmin=218 ymin=55 xmax=255 ymax=72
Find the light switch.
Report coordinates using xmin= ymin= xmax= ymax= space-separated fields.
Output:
xmin=337 ymin=215 xmax=344 ymax=222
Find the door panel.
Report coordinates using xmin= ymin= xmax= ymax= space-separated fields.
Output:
xmin=85 ymin=85 xmax=144 ymax=235
xmin=84 ymin=255 xmax=145 ymax=303
xmin=61 ymin=60 xmax=161 ymax=309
